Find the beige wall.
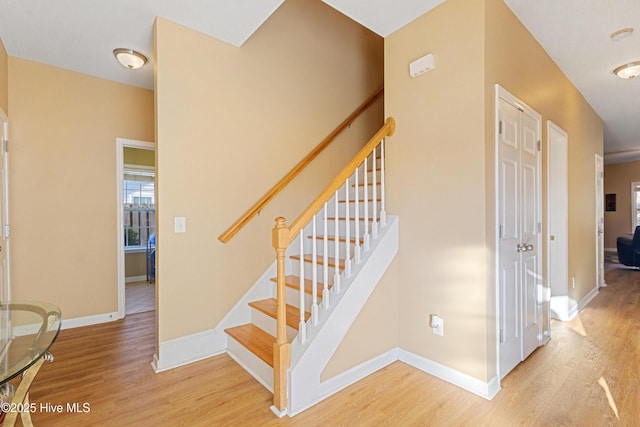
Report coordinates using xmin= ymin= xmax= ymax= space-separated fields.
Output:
xmin=0 ymin=38 xmax=7 ymax=114
xmin=154 ymin=0 xmax=384 ymax=349
xmin=385 ymin=0 xmax=603 ymax=383
xmin=8 ymin=58 xmax=154 ymax=318
xmin=386 ymin=0 xmax=489 ymax=381
xmin=603 ymin=161 xmax=640 ymax=248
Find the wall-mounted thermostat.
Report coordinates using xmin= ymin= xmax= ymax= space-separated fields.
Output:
xmin=409 ymin=53 xmax=435 ymax=78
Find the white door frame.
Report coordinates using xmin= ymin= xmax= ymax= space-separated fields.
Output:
xmin=547 ymin=121 xmax=569 ymax=322
xmin=116 ymin=138 xmax=155 ymax=318
xmin=494 ymin=84 xmax=543 ymax=380
xmin=595 ymin=154 xmax=605 ymax=288
xmin=0 ymin=108 xmax=9 ymax=302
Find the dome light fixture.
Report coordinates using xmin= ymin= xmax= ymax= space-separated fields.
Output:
xmin=610 ymin=27 xmax=634 ymax=42
xmin=613 ymin=61 xmax=640 ymax=79
xmin=113 ymin=48 xmax=147 ymax=70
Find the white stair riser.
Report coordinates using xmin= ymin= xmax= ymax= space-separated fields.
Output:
xmin=307 ymin=238 xmax=361 ymax=259
xmin=335 ymin=202 xmax=381 ymax=219
xmin=324 ymin=219 xmax=380 ymax=237
xmin=291 ymin=258 xmax=343 ymax=282
xmin=227 ymin=337 xmax=274 ymax=391
xmin=285 ymin=285 xmax=321 ymax=311
xmin=251 ymin=308 xmax=299 ymax=342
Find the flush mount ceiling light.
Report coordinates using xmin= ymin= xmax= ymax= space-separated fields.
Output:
xmin=613 ymin=61 xmax=640 ymax=79
xmin=113 ymin=48 xmax=147 ymax=70
xmin=610 ymin=27 xmax=634 ymax=42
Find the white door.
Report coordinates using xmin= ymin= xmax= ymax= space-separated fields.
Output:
xmin=497 ymin=89 xmax=541 ymax=378
xmin=548 ymin=123 xmax=569 ymax=320
xmin=0 ymin=110 xmax=9 ymax=303
xmin=0 ymin=109 xmax=10 ymax=359
xmin=595 ymin=154 xmax=605 ymax=288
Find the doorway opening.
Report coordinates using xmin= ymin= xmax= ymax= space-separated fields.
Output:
xmin=547 ymin=121 xmax=570 ymax=321
xmin=116 ymin=138 xmax=155 ymax=318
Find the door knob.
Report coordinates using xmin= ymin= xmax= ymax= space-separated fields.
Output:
xmin=517 ymin=243 xmax=525 ymax=252
xmin=526 ymin=244 xmax=534 ymax=252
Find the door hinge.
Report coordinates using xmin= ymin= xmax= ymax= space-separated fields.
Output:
xmin=538 ymin=222 xmax=542 ymax=233
xmin=4 ymin=225 xmax=9 ymax=239
xmin=499 ymin=224 xmax=503 ymax=239
xmin=537 ymin=140 xmax=541 ymax=151
xmin=3 ymin=139 xmax=7 ymax=153
xmin=498 ymin=121 xmax=503 ymax=135
xmin=499 ymin=329 xmax=504 ymax=343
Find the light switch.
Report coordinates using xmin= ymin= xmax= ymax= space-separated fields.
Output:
xmin=174 ymin=217 xmax=186 ymax=233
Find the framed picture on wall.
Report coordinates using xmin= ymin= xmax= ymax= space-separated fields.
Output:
xmin=606 ymin=193 xmax=616 ymax=212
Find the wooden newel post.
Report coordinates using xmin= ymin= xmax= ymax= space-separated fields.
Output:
xmin=272 ymin=217 xmax=290 ymax=414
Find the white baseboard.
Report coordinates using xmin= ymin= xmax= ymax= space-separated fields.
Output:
xmin=13 ymin=311 xmax=121 ymax=337
xmin=604 ymin=247 xmax=617 ymax=253
xmin=152 ymin=328 xmax=226 ymax=372
xmin=565 ymin=285 xmax=599 ymax=321
xmin=398 ymin=349 xmax=500 ymax=400
xmin=289 ymin=348 xmax=398 ymax=417
xmin=125 ymin=275 xmax=148 ymax=283
xmin=579 ymin=286 xmax=599 ymax=311
xmin=62 ymin=311 xmax=122 ymax=329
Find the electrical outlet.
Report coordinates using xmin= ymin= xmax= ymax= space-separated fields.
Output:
xmin=430 ymin=315 xmax=444 ymax=336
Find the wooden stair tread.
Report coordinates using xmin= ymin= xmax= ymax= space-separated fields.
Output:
xmin=225 ymin=324 xmax=274 ymax=367
xmin=290 ymin=254 xmax=345 ymax=269
xmin=338 ymin=198 xmax=381 ymax=203
xmin=248 ymin=298 xmax=310 ymax=329
xmin=326 ymin=217 xmax=379 ymax=222
xmin=270 ymin=275 xmax=332 ymax=297
xmin=352 ymin=182 xmax=381 ymax=187
xmin=308 ymin=235 xmax=363 ymax=244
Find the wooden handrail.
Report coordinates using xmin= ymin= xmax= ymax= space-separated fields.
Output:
xmin=218 ymin=85 xmax=384 ymax=243
xmin=287 ymin=117 xmax=396 ymax=241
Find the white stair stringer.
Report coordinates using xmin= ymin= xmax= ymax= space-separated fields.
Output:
xmin=287 ymin=215 xmax=398 ymax=415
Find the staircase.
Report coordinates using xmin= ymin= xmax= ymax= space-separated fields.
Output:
xmin=219 ymin=118 xmax=397 ymax=416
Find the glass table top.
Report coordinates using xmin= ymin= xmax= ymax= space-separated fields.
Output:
xmin=0 ymin=302 xmax=62 ymax=385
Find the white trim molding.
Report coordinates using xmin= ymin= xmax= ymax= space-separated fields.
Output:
xmin=151 ymin=329 xmax=226 ymax=373
xmin=398 ymin=349 xmax=501 ymax=400
xmin=289 ymin=348 xmax=399 ymax=417
xmin=62 ymin=311 xmax=121 ymax=330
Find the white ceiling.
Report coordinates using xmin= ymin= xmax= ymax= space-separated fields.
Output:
xmin=503 ymin=0 xmax=640 ymax=160
xmin=0 ymin=0 xmax=285 ymax=90
xmin=0 ymin=0 xmax=638 ymax=157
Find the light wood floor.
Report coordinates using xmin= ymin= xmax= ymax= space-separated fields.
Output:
xmin=25 ymin=267 xmax=639 ymax=426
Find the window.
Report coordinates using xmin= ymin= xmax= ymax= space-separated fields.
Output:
xmin=124 ymin=165 xmax=155 ymax=250
xmin=632 ymin=182 xmax=640 ymax=231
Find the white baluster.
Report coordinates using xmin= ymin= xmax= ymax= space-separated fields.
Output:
xmin=323 ymin=203 xmax=329 ymax=309
xmin=354 ymin=166 xmax=361 ymax=264
xmin=345 ymin=178 xmax=352 ymax=278
xmin=298 ymin=229 xmax=306 ymax=344
xmin=372 ymin=146 xmax=378 ymax=239
xmin=363 ymin=156 xmax=370 ymax=251
xmin=333 ymin=190 xmax=341 ymax=294
xmin=311 ymin=215 xmax=318 ymax=325
xmin=380 ymin=139 xmax=387 ymax=227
